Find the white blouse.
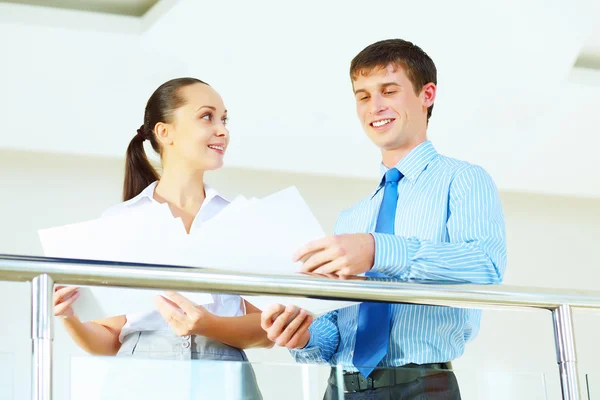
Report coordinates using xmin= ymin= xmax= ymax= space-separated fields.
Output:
xmin=101 ymin=181 xmax=244 ymax=342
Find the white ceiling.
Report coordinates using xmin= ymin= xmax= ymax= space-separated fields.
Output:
xmin=0 ymin=0 xmax=599 ymax=198
xmin=0 ymin=0 xmax=159 ymax=16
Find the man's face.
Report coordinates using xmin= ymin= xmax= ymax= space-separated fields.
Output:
xmin=353 ymin=63 xmax=434 ymax=153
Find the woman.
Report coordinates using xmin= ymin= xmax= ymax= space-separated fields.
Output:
xmin=53 ymin=78 xmax=269 ymax=399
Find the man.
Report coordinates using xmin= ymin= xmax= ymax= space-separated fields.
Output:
xmin=261 ymin=39 xmax=507 ymax=399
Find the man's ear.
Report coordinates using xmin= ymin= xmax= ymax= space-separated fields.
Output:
xmin=421 ymin=82 xmax=436 ymax=109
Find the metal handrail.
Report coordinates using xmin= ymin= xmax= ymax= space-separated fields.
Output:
xmin=3 ymin=254 xmax=600 ymax=309
xmin=0 ymin=254 xmax=590 ymax=400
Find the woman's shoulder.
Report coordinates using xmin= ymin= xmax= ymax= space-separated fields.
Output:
xmin=101 ymin=182 xmax=157 ymax=218
xmin=100 ymin=198 xmax=144 ymax=218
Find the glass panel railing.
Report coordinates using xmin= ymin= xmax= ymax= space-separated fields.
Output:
xmin=68 ymin=355 xmax=334 ymax=400
xmin=0 ymin=281 xmax=32 ymax=400
xmin=48 ymin=287 xmax=561 ymax=400
xmin=454 ymin=370 xmax=549 ymax=400
xmin=0 ymin=352 xmax=14 ymax=399
xmin=66 ymin=355 xmax=549 ymax=400
xmin=2 ymin=261 xmax=596 ymax=400
xmin=584 ymin=374 xmax=592 ymax=400
xmin=574 ymin=310 xmax=600 ymax=400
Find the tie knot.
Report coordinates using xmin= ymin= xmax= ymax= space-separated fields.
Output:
xmin=385 ymin=168 xmax=402 ymax=183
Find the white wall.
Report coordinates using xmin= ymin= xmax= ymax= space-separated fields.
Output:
xmin=1 ymin=149 xmax=599 ymax=399
xmin=2 ymin=0 xmax=600 ymax=198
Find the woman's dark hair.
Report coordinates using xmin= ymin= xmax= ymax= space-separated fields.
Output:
xmin=123 ymin=77 xmax=208 ymax=201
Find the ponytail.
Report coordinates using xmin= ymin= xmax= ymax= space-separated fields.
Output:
xmin=122 ymin=125 xmax=160 ymax=201
xmin=123 ymin=77 xmax=208 ymax=201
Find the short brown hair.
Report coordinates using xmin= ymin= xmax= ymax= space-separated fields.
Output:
xmin=350 ymin=39 xmax=437 ymax=121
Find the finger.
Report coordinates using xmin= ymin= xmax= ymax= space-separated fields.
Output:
xmin=310 ymin=271 xmax=346 ymax=280
xmin=268 ymin=305 xmax=299 ymax=338
xmin=162 ymin=292 xmax=198 ymax=316
xmin=298 ymin=250 xmax=318 ymax=264
xmin=54 ymin=285 xmax=78 ymax=297
xmin=286 ymin=314 xmax=314 ymax=349
xmin=154 ymin=295 xmax=187 ymax=328
xmin=276 ymin=309 xmax=310 ymax=346
xmin=301 ymin=271 xmax=337 ymax=280
xmin=301 ymin=247 xmax=340 ymax=273
xmin=55 ymin=291 xmax=80 ymax=316
xmin=261 ymin=304 xmax=284 ymax=330
xmin=293 ymin=237 xmax=329 ymax=262
xmin=60 ymin=289 xmax=80 ymax=303
xmin=312 ymin=257 xmax=347 ymax=276
xmin=54 ymin=286 xmax=79 ymax=304
xmin=340 ymin=274 xmax=367 ymax=281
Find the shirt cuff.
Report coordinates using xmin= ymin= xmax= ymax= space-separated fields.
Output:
xmin=289 ymin=325 xmax=325 ymax=363
xmin=370 ymin=233 xmax=418 ymax=278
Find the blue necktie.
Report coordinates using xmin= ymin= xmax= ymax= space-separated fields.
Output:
xmin=352 ymin=168 xmax=403 ymax=378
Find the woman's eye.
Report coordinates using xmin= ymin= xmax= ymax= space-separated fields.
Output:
xmin=201 ymin=113 xmax=212 ymax=121
xmin=222 ymin=117 xmax=228 ymax=125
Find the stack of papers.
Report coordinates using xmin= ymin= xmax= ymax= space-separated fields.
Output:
xmin=39 ymin=186 xmax=357 ymax=320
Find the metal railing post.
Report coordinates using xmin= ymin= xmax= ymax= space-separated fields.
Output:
xmin=31 ymin=274 xmax=54 ymax=400
xmin=553 ymin=304 xmax=580 ymax=400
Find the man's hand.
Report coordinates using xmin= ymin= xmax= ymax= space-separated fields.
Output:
xmin=294 ymin=233 xmax=375 ymax=276
xmin=154 ymin=292 xmax=214 ymax=336
xmin=260 ymin=304 xmax=313 ymax=349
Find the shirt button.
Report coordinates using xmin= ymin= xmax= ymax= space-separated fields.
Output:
xmin=182 ymin=341 xmax=191 ymax=349
xmin=183 ymin=335 xmax=191 ymax=340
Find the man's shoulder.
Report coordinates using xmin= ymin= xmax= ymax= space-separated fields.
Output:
xmin=431 ymin=154 xmax=495 ymax=184
xmin=432 ymin=153 xmax=478 ymax=176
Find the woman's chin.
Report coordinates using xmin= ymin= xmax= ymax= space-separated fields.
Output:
xmin=203 ymin=159 xmax=224 ymax=171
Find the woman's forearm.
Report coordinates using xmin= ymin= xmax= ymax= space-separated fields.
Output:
xmin=199 ymin=313 xmax=273 ymax=349
xmin=60 ymin=315 xmax=125 ymax=356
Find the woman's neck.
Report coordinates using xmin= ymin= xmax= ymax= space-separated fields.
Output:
xmin=154 ymin=166 xmax=206 ymax=210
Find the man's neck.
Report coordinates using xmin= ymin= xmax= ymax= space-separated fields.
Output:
xmin=381 ymin=138 xmax=427 ymax=168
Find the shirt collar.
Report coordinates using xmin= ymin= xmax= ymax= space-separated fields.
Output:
xmin=371 ymin=140 xmax=438 ymax=198
xmin=126 ymin=181 xmax=226 ymax=207
xmin=125 ymin=181 xmax=158 ymax=207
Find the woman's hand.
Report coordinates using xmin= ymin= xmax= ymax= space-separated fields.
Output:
xmin=53 ymin=285 xmax=80 ymax=317
xmin=154 ymin=291 xmax=215 ymax=336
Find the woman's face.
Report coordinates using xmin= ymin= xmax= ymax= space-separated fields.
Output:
xmin=160 ymin=83 xmax=229 ymax=172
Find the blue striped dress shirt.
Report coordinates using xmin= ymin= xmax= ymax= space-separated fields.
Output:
xmin=290 ymin=140 xmax=507 ymax=369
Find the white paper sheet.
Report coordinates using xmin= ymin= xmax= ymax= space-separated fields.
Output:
xmin=39 ymin=186 xmax=357 ymax=320
xmin=191 ymin=186 xmax=358 ymax=314
xmin=242 ymin=295 xmax=356 ymax=316
xmin=68 ymin=286 xmax=214 ymax=322
xmin=188 ymin=187 xmax=327 ymax=274
xmin=39 ymin=204 xmax=213 ymax=320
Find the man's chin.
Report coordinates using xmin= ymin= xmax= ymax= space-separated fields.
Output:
xmin=374 ymin=139 xmax=403 ymax=151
